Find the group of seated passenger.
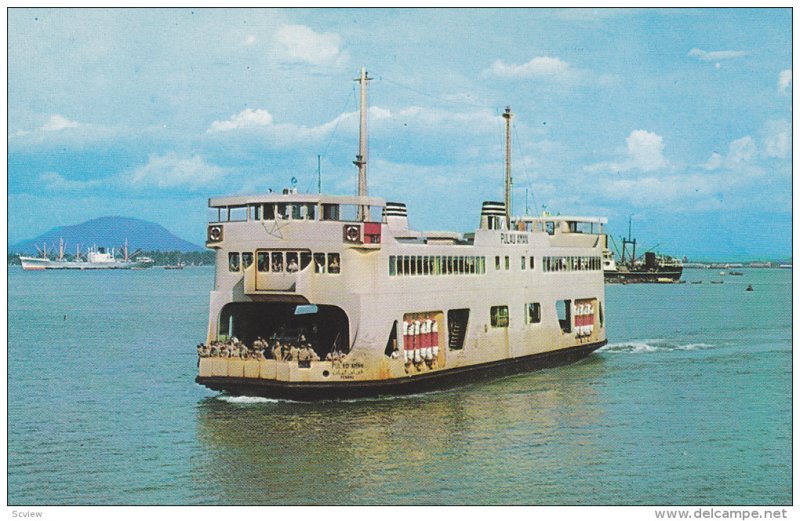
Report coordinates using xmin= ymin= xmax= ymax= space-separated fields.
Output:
xmin=267 ymin=339 xmax=321 ymax=365
xmin=197 ymin=337 xmax=267 ymax=360
xmin=196 ymin=336 xmax=324 ymax=366
xmin=324 ymin=349 xmax=348 ymax=362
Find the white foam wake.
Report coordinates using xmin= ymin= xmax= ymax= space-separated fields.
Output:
xmin=216 ymin=395 xmax=281 ymax=404
xmin=598 ymin=339 xmax=715 ymax=354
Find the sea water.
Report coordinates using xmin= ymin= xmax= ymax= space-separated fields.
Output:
xmin=7 ymin=267 xmax=791 ymax=505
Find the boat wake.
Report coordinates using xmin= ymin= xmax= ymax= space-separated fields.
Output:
xmin=216 ymin=395 xmax=283 ymax=404
xmin=598 ymin=339 xmax=716 ymax=354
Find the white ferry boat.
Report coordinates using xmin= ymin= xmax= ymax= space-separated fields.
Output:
xmin=196 ymin=69 xmax=608 ymax=399
xmin=19 ymin=239 xmax=153 ymax=270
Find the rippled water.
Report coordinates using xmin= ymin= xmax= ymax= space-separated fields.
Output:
xmin=8 ymin=267 xmax=791 ymax=505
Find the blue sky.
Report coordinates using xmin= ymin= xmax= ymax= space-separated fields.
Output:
xmin=7 ymin=8 xmax=792 ymax=260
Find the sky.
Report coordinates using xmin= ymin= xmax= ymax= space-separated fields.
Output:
xmin=7 ymin=7 xmax=793 ymax=260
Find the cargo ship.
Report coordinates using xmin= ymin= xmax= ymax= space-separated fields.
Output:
xmin=19 ymin=238 xmax=153 ymax=270
xmin=195 ymin=68 xmax=608 ymax=400
xmin=603 ymin=218 xmax=683 ymax=283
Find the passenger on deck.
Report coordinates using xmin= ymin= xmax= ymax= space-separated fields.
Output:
xmin=272 ymin=341 xmax=282 ymax=361
xmin=328 ymin=256 xmax=340 ymax=273
xmin=289 ymin=343 xmax=300 ymax=361
xmin=298 ymin=345 xmax=311 ymax=367
xmin=287 ymin=258 xmax=299 ymax=272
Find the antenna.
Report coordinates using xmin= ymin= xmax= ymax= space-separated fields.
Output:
xmin=502 ymin=106 xmax=513 ymax=229
xmin=354 ymin=66 xmax=372 ymax=221
xmin=317 ymin=154 xmax=321 ymax=194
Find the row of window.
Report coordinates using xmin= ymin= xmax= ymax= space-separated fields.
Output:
xmin=390 ymin=254 xmax=601 ymax=276
xmin=542 ymin=256 xmax=602 ymax=272
xmin=389 ymin=255 xmax=486 ymax=276
xmin=228 ymin=251 xmax=341 ymax=274
xmin=211 ymin=202 xmax=381 ymax=224
xmin=491 ymin=300 xmax=604 ymax=331
xmin=489 ymin=303 xmax=540 ymax=328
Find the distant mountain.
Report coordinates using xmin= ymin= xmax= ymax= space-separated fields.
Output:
xmin=10 ymin=216 xmax=204 ymax=254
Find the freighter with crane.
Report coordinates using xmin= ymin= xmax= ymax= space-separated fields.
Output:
xmin=18 ymin=238 xmax=153 ymax=270
xmin=602 ymin=217 xmax=683 ymax=283
xmin=195 ymin=68 xmax=609 ymax=400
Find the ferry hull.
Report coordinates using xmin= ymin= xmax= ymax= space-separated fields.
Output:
xmin=196 ymin=340 xmax=606 ymax=401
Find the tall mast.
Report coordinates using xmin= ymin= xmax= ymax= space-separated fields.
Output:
xmin=502 ymin=106 xmax=513 ymax=229
xmin=354 ymin=66 xmax=371 ymax=221
xmin=317 ymin=154 xmax=321 ymax=194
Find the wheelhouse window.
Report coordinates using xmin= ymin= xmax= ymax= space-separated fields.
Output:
xmin=546 ymin=221 xmax=555 ymax=235
xmin=242 ymin=252 xmax=253 ymax=269
xmin=322 ymin=204 xmax=339 ymax=221
xmin=490 ymin=305 xmax=509 ymax=328
xmin=228 ymin=252 xmax=240 ymax=272
xmin=229 ymin=206 xmax=248 ymax=222
xmin=527 ymin=303 xmax=541 ymax=324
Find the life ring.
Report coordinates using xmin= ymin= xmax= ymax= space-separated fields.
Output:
xmin=208 ymin=225 xmax=222 ymax=242
xmin=344 ymin=225 xmax=360 ymax=242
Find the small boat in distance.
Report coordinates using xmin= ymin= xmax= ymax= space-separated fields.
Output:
xmin=19 ymin=238 xmax=153 ymax=270
xmin=164 ymin=262 xmax=186 ymax=270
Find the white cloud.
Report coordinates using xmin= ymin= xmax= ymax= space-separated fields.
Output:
xmin=726 ymin=136 xmax=757 ymax=165
xmin=127 ymin=153 xmax=227 ymax=190
xmin=243 ymin=34 xmax=256 ymax=46
xmin=625 ymin=130 xmax=668 ymax=171
xmin=702 ymin=152 xmax=723 ymax=170
xmin=762 ymin=120 xmax=790 ymax=159
xmin=688 ymin=48 xmax=747 ymax=61
xmin=272 ymin=24 xmax=347 ymax=67
xmin=485 ymin=56 xmax=579 ymax=81
xmin=39 ymin=171 xmax=100 ymax=191
xmin=208 ymin=108 xmax=274 ymax=133
xmin=585 ymin=129 xmax=668 ymax=173
xmin=41 ymin=114 xmax=80 ymax=131
xmin=778 ymin=69 xmax=792 ymax=95
xmin=15 ymin=114 xmax=81 ymax=136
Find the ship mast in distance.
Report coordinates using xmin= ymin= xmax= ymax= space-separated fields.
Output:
xmin=354 ymin=66 xmax=372 ymax=221
xmin=502 ymin=106 xmax=513 ymax=229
